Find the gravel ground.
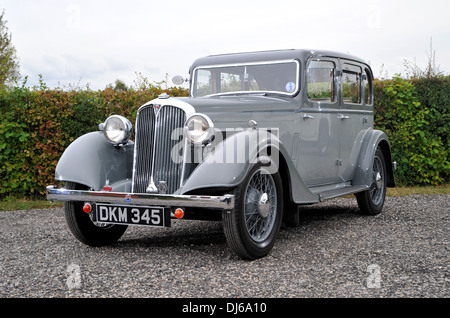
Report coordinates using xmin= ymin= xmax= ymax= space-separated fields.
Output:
xmin=0 ymin=194 xmax=448 ymax=299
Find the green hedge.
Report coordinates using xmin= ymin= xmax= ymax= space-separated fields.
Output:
xmin=0 ymin=76 xmax=448 ymax=198
xmin=411 ymin=76 xmax=449 ymax=151
xmin=373 ymin=75 xmax=449 ymax=185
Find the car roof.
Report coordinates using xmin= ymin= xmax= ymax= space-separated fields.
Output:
xmin=190 ymin=49 xmax=369 ymax=71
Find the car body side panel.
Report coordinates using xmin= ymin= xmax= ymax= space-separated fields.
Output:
xmin=55 ymin=132 xmax=134 ymax=191
xmin=178 ymin=130 xmax=319 ymax=204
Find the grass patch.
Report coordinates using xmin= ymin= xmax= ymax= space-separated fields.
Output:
xmin=387 ymin=184 xmax=450 ymax=197
xmin=0 ymin=196 xmax=63 ymax=212
xmin=1 ymin=185 xmax=448 ymax=212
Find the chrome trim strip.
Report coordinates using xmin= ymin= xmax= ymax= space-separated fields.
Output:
xmin=140 ymin=97 xmax=196 ymax=117
xmin=46 ymin=186 xmax=234 ymax=210
xmin=132 ymin=103 xmax=155 ymax=193
xmin=298 ymin=108 xmax=374 ymax=115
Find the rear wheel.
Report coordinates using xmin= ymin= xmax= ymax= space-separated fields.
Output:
xmin=64 ymin=182 xmax=127 ymax=246
xmin=222 ymin=162 xmax=283 ymax=260
xmin=356 ymin=147 xmax=387 ymax=215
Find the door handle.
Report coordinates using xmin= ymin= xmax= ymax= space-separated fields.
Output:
xmin=338 ymin=114 xmax=350 ymax=120
xmin=303 ymin=114 xmax=314 ymax=120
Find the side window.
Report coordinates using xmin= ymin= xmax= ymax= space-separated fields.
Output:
xmin=342 ymin=64 xmax=362 ymax=104
xmin=307 ymin=60 xmax=336 ymax=103
xmin=364 ymin=68 xmax=373 ymax=105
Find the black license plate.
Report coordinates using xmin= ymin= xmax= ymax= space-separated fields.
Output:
xmin=94 ymin=204 xmax=170 ymax=227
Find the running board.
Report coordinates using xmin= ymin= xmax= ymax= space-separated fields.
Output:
xmin=318 ymin=185 xmax=369 ymax=201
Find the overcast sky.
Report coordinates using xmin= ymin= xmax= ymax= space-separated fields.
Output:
xmin=1 ymin=0 xmax=449 ymax=90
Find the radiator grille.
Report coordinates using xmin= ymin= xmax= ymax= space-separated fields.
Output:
xmin=132 ymin=104 xmax=186 ymax=194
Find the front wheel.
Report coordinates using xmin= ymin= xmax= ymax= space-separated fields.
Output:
xmin=64 ymin=182 xmax=128 ymax=246
xmin=356 ymin=147 xmax=387 ymax=215
xmin=222 ymin=162 xmax=283 ymax=260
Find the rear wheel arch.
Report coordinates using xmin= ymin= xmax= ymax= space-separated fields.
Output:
xmin=377 ymin=139 xmax=395 ymax=187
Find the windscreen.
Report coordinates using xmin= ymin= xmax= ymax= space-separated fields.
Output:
xmin=192 ymin=60 xmax=299 ymax=97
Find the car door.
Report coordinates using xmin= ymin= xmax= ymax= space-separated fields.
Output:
xmin=297 ymin=58 xmax=340 ymax=187
xmin=338 ymin=61 xmax=373 ymax=182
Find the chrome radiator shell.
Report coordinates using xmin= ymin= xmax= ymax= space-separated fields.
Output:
xmin=132 ymin=100 xmax=194 ymax=194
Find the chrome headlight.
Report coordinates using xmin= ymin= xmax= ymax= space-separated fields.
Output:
xmin=184 ymin=113 xmax=214 ymax=144
xmin=100 ymin=115 xmax=132 ymax=145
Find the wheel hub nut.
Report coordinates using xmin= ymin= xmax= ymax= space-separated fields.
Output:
xmin=258 ymin=193 xmax=271 ymax=218
xmin=375 ymin=172 xmax=382 ymax=189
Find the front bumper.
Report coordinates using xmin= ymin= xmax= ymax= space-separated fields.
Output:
xmin=46 ymin=185 xmax=234 ymax=210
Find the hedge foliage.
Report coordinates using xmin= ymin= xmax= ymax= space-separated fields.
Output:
xmin=374 ymin=75 xmax=449 ymax=185
xmin=0 ymin=76 xmax=448 ymax=198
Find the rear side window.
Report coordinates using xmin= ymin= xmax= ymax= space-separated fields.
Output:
xmin=307 ymin=60 xmax=336 ymax=103
xmin=364 ymin=68 xmax=373 ymax=105
xmin=342 ymin=63 xmax=362 ymax=104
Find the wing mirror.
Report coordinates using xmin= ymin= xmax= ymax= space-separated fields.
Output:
xmin=172 ymin=75 xmax=188 ymax=85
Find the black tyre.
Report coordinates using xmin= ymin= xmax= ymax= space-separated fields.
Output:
xmin=356 ymin=147 xmax=387 ymax=215
xmin=222 ymin=161 xmax=283 ymax=260
xmin=64 ymin=182 xmax=127 ymax=246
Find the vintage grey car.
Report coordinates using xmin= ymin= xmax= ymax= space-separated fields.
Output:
xmin=47 ymin=49 xmax=396 ymax=260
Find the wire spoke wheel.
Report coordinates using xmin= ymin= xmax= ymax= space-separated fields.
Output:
xmin=356 ymin=147 xmax=387 ymax=215
xmin=370 ymin=156 xmax=385 ymax=206
xmin=222 ymin=161 xmax=283 ymax=260
xmin=244 ymin=170 xmax=277 ymax=242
